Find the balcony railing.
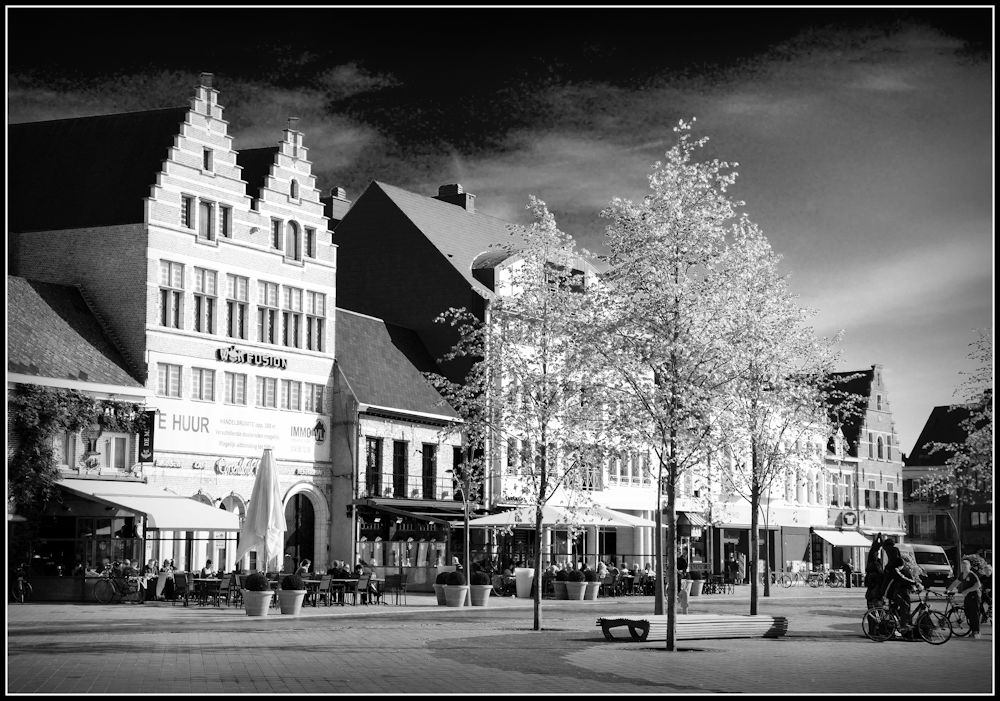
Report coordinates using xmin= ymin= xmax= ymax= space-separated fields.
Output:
xmin=360 ymin=475 xmax=472 ymax=502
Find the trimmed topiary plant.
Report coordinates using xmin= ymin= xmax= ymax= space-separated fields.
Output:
xmin=471 ymin=570 xmax=490 ymax=585
xmin=584 ymin=569 xmax=598 ymax=582
xmin=446 ymin=570 xmax=467 ymax=586
xmin=281 ymin=574 xmax=305 ymax=590
xmin=555 ymin=569 xmax=568 ymax=581
xmin=566 ymin=569 xmax=586 ymax=582
xmin=244 ymin=572 xmax=269 ymax=591
xmin=435 ymin=571 xmax=451 ymax=585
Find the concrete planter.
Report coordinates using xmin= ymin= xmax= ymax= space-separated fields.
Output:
xmin=514 ymin=568 xmax=534 ymax=598
xmin=680 ymin=579 xmax=693 ymax=594
xmin=243 ymin=590 xmax=273 ymax=616
xmin=553 ymin=581 xmax=568 ymax=599
xmin=469 ymin=584 xmax=492 ymax=607
xmin=584 ymin=582 xmax=601 ymax=600
xmin=689 ymin=580 xmax=705 ymax=597
xmin=443 ymin=584 xmax=468 ymax=607
xmin=278 ymin=589 xmax=307 ymax=615
xmin=565 ymin=581 xmax=587 ymax=600
xmin=433 ymin=583 xmax=447 ymax=606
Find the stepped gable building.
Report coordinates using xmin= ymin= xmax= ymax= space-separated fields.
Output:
xmin=904 ymin=404 xmax=992 ymax=560
xmin=9 ymin=74 xmax=337 ymax=578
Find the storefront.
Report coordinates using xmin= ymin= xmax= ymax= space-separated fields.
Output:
xmin=26 ymin=476 xmax=241 ymax=601
xmin=810 ymin=527 xmax=873 ymax=571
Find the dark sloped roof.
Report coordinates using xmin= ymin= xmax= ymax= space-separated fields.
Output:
xmin=906 ymin=405 xmax=975 ymax=466
xmin=235 ymin=147 xmax=278 ymax=201
xmin=9 ymin=107 xmax=188 ymax=232
xmin=335 ymin=308 xmax=458 ymax=419
xmin=373 ymin=181 xmax=520 ymax=296
xmin=7 ymin=276 xmax=143 ymax=388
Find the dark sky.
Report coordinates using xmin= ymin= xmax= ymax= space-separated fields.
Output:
xmin=7 ymin=7 xmax=994 ymax=452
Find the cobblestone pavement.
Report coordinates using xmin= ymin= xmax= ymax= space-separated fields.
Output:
xmin=7 ymin=585 xmax=993 ymax=694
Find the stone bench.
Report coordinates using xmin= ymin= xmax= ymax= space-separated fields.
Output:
xmin=597 ymin=614 xmax=789 ymax=642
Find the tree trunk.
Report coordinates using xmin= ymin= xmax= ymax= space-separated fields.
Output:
xmin=749 ymin=439 xmax=760 ymax=615
xmin=665 ymin=430 xmax=678 ymax=652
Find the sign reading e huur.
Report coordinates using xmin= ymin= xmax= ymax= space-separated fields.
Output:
xmin=138 ymin=410 xmax=156 ymax=463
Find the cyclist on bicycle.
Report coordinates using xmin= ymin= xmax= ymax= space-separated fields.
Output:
xmin=884 ymin=554 xmax=922 ymax=636
xmin=945 ymin=557 xmax=982 ymax=639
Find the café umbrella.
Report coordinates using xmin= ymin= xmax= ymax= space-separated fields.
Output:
xmin=466 ymin=504 xmax=620 ymax=528
xmin=235 ymin=448 xmax=286 ymax=573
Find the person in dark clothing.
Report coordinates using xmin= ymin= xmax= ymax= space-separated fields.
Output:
xmin=885 ymin=555 xmax=921 ymax=634
xmin=841 ymin=559 xmax=854 ymax=589
xmin=677 ymin=554 xmax=688 ymax=592
xmin=864 ymin=533 xmax=886 ymax=608
xmin=724 ymin=554 xmax=739 ymax=584
xmin=946 ymin=557 xmax=983 ymax=639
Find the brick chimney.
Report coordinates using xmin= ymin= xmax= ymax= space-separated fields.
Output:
xmin=331 ymin=187 xmax=348 ymax=200
xmin=434 ymin=183 xmax=476 ymax=213
xmin=200 ymin=72 xmax=214 ymax=88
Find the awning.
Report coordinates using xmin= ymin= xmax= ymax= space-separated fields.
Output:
xmin=590 ymin=506 xmax=659 ymax=528
xmin=812 ymin=529 xmax=873 ymax=548
xmin=678 ymin=511 xmax=709 ymax=527
xmin=58 ymin=479 xmax=241 ymax=531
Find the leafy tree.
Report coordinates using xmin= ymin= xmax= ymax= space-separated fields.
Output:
xmin=593 ymin=120 xmax=743 ymax=650
xmin=912 ymin=328 xmax=993 ymax=567
xmin=428 ymin=197 xmax=603 ymax=631
xmin=711 ymin=218 xmax=856 ymax=612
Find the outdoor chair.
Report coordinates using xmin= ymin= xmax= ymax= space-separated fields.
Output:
xmin=232 ymin=575 xmax=244 ymax=607
xmin=600 ymin=574 xmax=616 ymax=597
xmin=342 ymin=578 xmax=360 ymax=606
xmin=314 ymin=575 xmax=334 ymax=606
xmin=383 ymin=574 xmax=407 ymax=605
xmin=356 ymin=576 xmax=371 ymax=605
xmin=212 ymin=575 xmax=232 ymax=607
xmin=172 ymin=573 xmax=193 ymax=606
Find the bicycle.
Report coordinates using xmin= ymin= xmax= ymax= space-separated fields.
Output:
xmin=943 ymin=592 xmax=973 ymax=637
xmin=861 ymin=589 xmax=952 ymax=645
xmin=780 ymin=572 xmax=805 ymax=588
xmin=11 ymin=566 xmax=32 ymax=603
xmin=491 ymin=573 xmax=516 ymax=597
xmin=94 ymin=574 xmax=144 ymax=604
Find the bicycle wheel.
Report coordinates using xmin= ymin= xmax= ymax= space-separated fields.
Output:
xmin=491 ymin=575 xmax=505 ymax=597
xmin=829 ymin=575 xmax=843 ymax=588
xmin=94 ymin=579 xmax=116 ymax=604
xmin=916 ymin=610 xmax=952 ymax=645
xmin=947 ymin=608 xmax=971 ymax=637
xmin=780 ymin=575 xmax=792 ymax=589
xmin=808 ymin=576 xmax=822 ymax=588
xmin=12 ymin=582 xmax=25 ymax=603
xmin=862 ymin=607 xmax=896 ymax=642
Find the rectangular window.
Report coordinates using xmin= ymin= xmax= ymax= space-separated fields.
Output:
xmin=199 ymin=200 xmax=215 ymax=241
xmin=843 ymin=474 xmax=852 ymax=507
xmin=830 ymin=474 xmax=840 ymax=506
xmin=285 ymin=223 xmax=301 ymax=261
xmin=226 ymin=274 xmax=249 ymax=340
xmin=193 ymin=267 xmax=217 ymax=334
xmin=191 ymin=367 xmax=215 ymax=401
xmin=157 ymin=363 xmax=182 ymax=397
xmin=203 ymin=148 xmax=213 ymax=172
xmin=224 ymin=372 xmax=246 ymax=405
xmin=305 ymin=227 xmax=316 ymax=258
xmin=271 ymin=219 xmax=282 ymax=249
xmin=506 ymin=438 xmax=517 ymax=474
xmin=220 ymin=205 xmax=231 ymax=238
xmin=257 ymin=281 xmax=279 ymax=344
xmin=366 ymin=437 xmax=383 ymax=497
xmin=422 ymin=444 xmax=437 ymax=500
xmin=282 ymin=286 xmax=303 ymax=348
xmin=181 ymin=195 xmax=194 ymax=229
xmin=393 ymin=440 xmax=408 ymax=499
xmin=104 ymin=436 xmax=128 ymax=470
xmin=159 ymin=261 xmax=184 ymax=328
xmin=280 ymin=379 xmax=301 ymax=411
xmin=305 ymin=291 xmax=325 ymax=351
xmin=305 ymin=383 xmax=324 ymax=413
xmin=255 ymin=377 xmax=277 ymax=408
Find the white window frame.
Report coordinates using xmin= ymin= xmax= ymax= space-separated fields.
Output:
xmin=224 ymin=371 xmax=247 ymax=406
xmin=191 ymin=367 xmax=216 ymax=401
xmin=256 ymin=376 xmax=277 ymax=409
xmin=193 ymin=267 xmax=217 ymax=334
xmin=157 ymin=363 xmax=182 ymax=398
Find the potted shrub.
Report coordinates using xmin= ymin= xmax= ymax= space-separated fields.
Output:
xmin=689 ymin=570 xmax=704 ymax=597
xmin=469 ymin=570 xmax=492 ymax=607
xmin=443 ymin=570 xmax=468 ymax=607
xmin=243 ymin=572 xmax=273 ymax=616
xmin=553 ymin=569 xmax=569 ymax=600
xmin=434 ymin=571 xmax=450 ymax=606
xmin=565 ymin=569 xmax=587 ymax=600
xmin=278 ymin=573 xmax=307 ymax=615
xmin=583 ymin=569 xmax=600 ymax=600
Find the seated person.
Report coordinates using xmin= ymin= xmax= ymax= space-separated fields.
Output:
xmin=84 ymin=562 xmax=100 ymax=577
xmin=296 ymin=559 xmax=312 ymax=578
xmin=200 ymin=559 xmax=215 ymax=578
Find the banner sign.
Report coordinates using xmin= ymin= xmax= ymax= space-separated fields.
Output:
xmin=138 ymin=410 xmax=156 ymax=463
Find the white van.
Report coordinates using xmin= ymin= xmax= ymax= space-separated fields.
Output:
xmin=898 ymin=543 xmax=953 ymax=588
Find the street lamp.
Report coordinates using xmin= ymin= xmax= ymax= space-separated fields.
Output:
xmin=446 ymin=467 xmax=471 ymax=606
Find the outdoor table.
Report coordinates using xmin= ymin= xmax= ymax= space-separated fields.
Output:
xmin=193 ymin=578 xmax=220 ymax=605
xmin=329 ymin=578 xmax=356 ymax=606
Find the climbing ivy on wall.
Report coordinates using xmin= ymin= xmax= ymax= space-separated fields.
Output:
xmin=7 ymin=384 xmax=144 ymax=515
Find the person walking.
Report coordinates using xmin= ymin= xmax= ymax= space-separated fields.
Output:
xmin=841 ymin=559 xmax=854 ymax=589
xmin=864 ymin=532 xmax=886 ymax=608
xmin=946 ymin=557 xmax=983 ymax=639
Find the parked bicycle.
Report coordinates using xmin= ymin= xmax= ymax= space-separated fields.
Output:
xmin=11 ymin=564 xmax=32 ymax=603
xmin=779 ymin=571 xmax=805 ymax=588
xmin=94 ymin=574 xmax=143 ymax=604
xmin=861 ymin=589 xmax=952 ymax=645
xmin=943 ymin=592 xmax=973 ymax=637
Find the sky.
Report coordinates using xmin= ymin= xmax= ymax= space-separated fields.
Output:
xmin=6 ymin=7 xmax=993 ymax=454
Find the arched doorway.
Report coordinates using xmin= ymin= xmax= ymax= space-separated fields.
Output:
xmin=284 ymin=493 xmax=315 ymax=570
